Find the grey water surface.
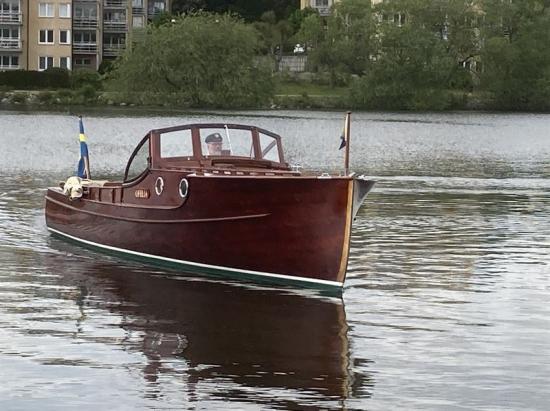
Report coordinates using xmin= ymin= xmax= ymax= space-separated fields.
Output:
xmin=0 ymin=109 xmax=549 ymax=410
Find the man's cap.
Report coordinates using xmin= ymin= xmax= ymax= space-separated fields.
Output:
xmin=205 ymin=133 xmax=223 ymax=143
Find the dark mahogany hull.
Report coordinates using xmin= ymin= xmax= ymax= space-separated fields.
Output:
xmin=45 ymin=171 xmax=374 ymax=290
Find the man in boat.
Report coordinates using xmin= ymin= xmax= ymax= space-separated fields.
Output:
xmin=205 ymin=133 xmax=223 ymax=156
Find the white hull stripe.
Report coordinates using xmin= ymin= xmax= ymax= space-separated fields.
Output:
xmin=47 ymin=227 xmax=343 ymax=288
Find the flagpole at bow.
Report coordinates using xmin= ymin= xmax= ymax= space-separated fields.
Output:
xmin=339 ymin=111 xmax=352 ymax=176
xmin=345 ymin=111 xmax=351 ymax=176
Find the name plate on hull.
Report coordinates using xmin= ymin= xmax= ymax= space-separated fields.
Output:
xmin=134 ymin=189 xmax=150 ymax=199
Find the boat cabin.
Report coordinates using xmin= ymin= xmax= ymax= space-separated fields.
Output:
xmin=124 ymin=123 xmax=293 ymax=183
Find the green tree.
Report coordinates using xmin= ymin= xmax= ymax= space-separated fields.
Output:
xmin=296 ymin=0 xmax=374 ymax=85
xmin=106 ymin=13 xmax=274 ymax=108
xmin=480 ymin=1 xmax=550 ymax=110
xmin=350 ymin=22 xmax=455 ymax=109
xmin=254 ymin=10 xmax=293 ymax=57
xmin=295 ymin=12 xmax=324 ymax=53
xmin=173 ymin=0 xmax=298 ymax=21
xmin=171 ymin=0 xmax=205 ymax=14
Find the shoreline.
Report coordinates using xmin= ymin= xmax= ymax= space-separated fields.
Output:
xmin=1 ymin=90 xmax=550 ymax=114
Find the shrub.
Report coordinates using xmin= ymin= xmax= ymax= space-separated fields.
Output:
xmin=71 ymin=68 xmax=102 ymax=90
xmin=37 ymin=91 xmax=55 ymax=104
xmin=44 ymin=67 xmax=70 ymax=88
xmin=76 ymin=84 xmax=98 ymax=103
xmin=0 ymin=70 xmax=70 ymax=89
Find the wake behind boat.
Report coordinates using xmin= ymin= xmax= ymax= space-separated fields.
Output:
xmin=45 ymin=117 xmax=374 ymax=291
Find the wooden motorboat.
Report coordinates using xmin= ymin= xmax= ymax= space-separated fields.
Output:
xmin=45 ymin=122 xmax=374 ymax=291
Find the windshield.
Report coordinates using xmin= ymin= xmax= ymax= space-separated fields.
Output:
xmin=200 ymin=127 xmax=254 ymax=158
xmin=259 ymin=132 xmax=281 ymax=163
xmin=124 ymin=136 xmax=150 ymax=182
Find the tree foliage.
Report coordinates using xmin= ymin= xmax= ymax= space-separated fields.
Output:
xmin=292 ymin=0 xmax=550 ymax=110
xmin=105 ymin=0 xmax=550 ymax=111
xmin=297 ymin=0 xmax=374 ymax=84
xmin=254 ymin=10 xmax=293 ymax=57
xmin=351 ymin=23 xmax=455 ymax=109
xmin=171 ymin=0 xmax=298 ymax=21
xmin=106 ymin=13 xmax=274 ymax=108
xmin=480 ymin=0 xmax=550 ymax=110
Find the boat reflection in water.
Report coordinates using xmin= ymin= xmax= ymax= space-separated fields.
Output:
xmin=55 ymin=251 xmax=370 ymax=409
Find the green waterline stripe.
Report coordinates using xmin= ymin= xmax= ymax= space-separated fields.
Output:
xmin=47 ymin=227 xmax=343 ymax=290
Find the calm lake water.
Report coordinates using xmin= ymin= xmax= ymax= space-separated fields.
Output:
xmin=0 ymin=109 xmax=549 ymax=410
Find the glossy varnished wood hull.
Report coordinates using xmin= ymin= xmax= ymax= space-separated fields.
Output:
xmin=45 ymin=172 xmax=373 ymax=290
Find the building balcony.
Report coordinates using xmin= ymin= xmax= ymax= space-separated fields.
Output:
xmin=0 ymin=39 xmax=21 ymax=50
xmin=103 ymin=43 xmax=125 ymax=56
xmin=104 ymin=20 xmax=127 ymax=32
xmin=73 ymin=42 xmax=98 ymax=54
xmin=0 ymin=11 xmax=22 ymax=24
xmin=104 ymin=0 xmax=125 ymax=8
xmin=74 ymin=17 xmax=99 ymax=29
xmin=132 ymin=6 xmax=144 ymax=14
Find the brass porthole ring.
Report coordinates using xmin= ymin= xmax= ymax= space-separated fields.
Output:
xmin=179 ymin=178 xmax=189 ymax=198
xmin=155 ymin=177 xmax=164 ymax=196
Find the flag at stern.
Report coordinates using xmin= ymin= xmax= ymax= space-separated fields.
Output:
xmin=76 ymin=116 xmax=91 ymax=179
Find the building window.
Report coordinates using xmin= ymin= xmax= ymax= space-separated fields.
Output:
xmin=132 ymin=15 xmax=144 ymax=27
xmin=0 ymin=55 xmax=19 ymax=68
xmin=153 ymin=1 xmax=165 ymax=12
xmin=74 ymin=31 xmax=96 ymax=43
xmin=38 ymin=3 xmax=54 ymax=17
xmin=60 ymin=56 xmax=71 ymax=69
xmin=60 ymin=30 xmax=70 ymax=44
xmin=0 ymin=1 xmax=19 ymax=13
xmin=59 ymin=3 xmax=70 ymax=17
xmin=104 ymin=11 xmax=125 ymax=22
xmin=315 ymin=0 xmax=329 ymax=6
xmin=394 ymin=13 xmax=406 ymax=27
xmin=39 ymin=56 xmax=54 ymax=70
xmin=74 ymin=57 xmax=91 ymax=66
xmin=75 ymin=5 xmax=97 ymax=19
xmin=1 ymin=27 xmax=19 ymax=39
xmin=39 ymin=29 xmax=54 ymax=44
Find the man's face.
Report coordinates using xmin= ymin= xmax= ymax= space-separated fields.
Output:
xmin=207 ymin=142 xmax=222 ymax=155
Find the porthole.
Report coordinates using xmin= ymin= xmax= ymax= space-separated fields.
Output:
xmin=179 ymin=178 xmax=189 ymax=198
xmin=155 ymin=176 xmax=164 ymax=196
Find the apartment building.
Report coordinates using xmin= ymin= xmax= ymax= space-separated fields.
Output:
xmin=0 ymin=0 xmax=169 ymax=71
xmin=0 ymin=0 xmax=25 ymax=70
xmin=72 ymin=0 xmax=100 ymax=69
xmin=28 ymin=0 xmax=72 ymax=70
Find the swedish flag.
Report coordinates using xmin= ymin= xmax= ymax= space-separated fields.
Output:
xmin=76 ymin=116 xmax=91 ymax=179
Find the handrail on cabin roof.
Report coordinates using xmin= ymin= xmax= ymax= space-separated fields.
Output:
xmin=149 ymin=123 xmax=282 ymax=141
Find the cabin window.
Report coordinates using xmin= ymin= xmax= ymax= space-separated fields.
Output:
xmin=124 ymin=136 xmax=149 ymax=182
xmin=160 ymin=129 xmax=193 ymax=158
xmin=259 ymin=132 xmax=281 ymax=163
xmin=200 ymin=128 xmax=253 ymax=158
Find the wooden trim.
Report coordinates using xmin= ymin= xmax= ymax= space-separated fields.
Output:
xmin=45 ymin=195 xmax=270 ymax=223
xmin=337 ymin=180 xmax=354 ymax=283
